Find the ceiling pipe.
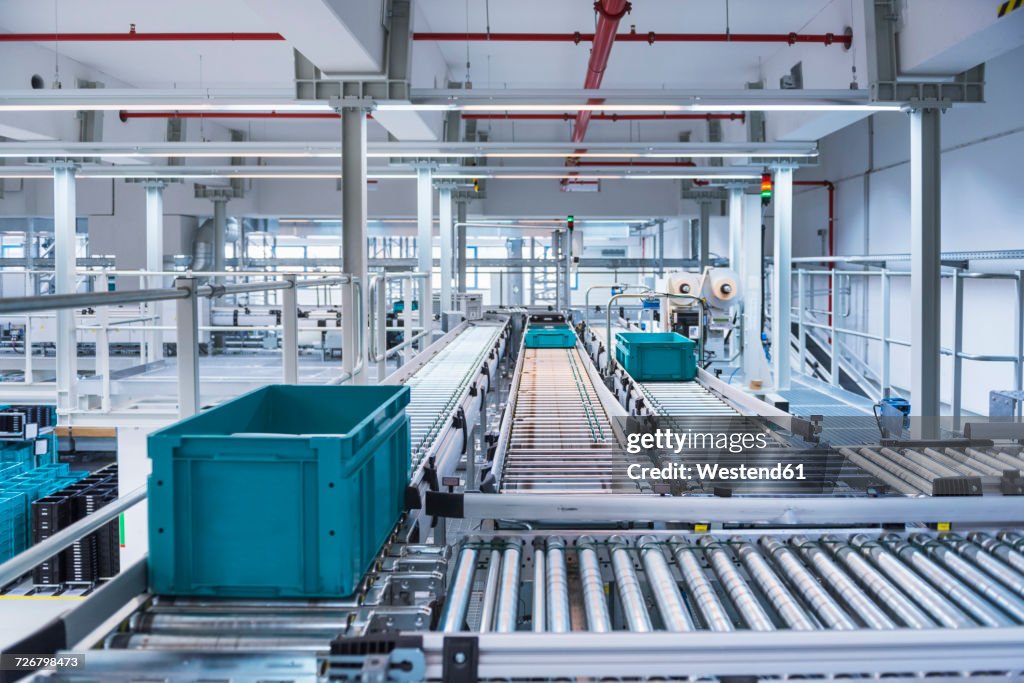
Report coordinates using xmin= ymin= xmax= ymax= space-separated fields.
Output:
xmin=0 ymin=31 xmax=284 ymax=42
xmin=463 ymin=112 xmax=745 ymax=122
xmin=573 ymin=0 xmax=632 ymax=144
xmin=119 ymin=111 xmax=353 ymax=122
xmin=413 ymin=31 xmax=852 ymax=47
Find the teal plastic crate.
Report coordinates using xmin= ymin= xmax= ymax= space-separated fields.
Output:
xmin=147 ymin=384 xmax=412 ymax=599
xmin=615 ymin=331 xmax=697 ymax=381
xmin=524 ymin=324 xmax=576 ymax=349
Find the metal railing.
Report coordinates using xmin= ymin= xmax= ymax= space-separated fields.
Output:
xmin=0 ymin=272 xmax=364 ymax=418
xmin=772 ymin=261 xmax=1024 ymax=420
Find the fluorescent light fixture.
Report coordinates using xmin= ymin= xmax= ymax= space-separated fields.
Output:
xmin=461 ymin=104 xmax=690 ymax=112
xmin=690 ymin=103 xmax=903 ymax=112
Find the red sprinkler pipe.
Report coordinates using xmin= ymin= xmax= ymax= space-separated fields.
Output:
xmin=570 ymin=161 xmax=696 ymax=167
xmin=463 ymin=112 xmax=745 ymax=122
xmin=119 ymin=111 xmax=346 ymax=122
xmin=794 ymin=180 xmax=835 ymax=329
xmin=0 ymin=31 xmax=285 ymax=42
xmin=573 ymin=0 xmax=632 ymax=144
xmin=413 ymin=31 xmax=851 ymax=47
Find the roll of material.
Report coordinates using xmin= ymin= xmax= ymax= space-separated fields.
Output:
xmin=706 ymin=268 xmax=740 ymax=306
xmin=668 ymin=273 xmax=702 ymax=297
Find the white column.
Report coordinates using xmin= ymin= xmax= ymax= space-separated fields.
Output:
xmin=741 ymin=193 xmax=764 ymax=384
xmin=145 ymin=181 xmax=166 ymax=361
xmin=212 ymin=198 xmax=227 ymax=283
xmin=728 ymin=188 xmax=743 ymax=273
xmin=282 ymin=274 xmax=298 ymax=383
xmin=174 ymin=277 xmax=200 ymax=418
xmin=910 ymin=108 xmax=942 ymax=422
xmin=341 ymin=104 xmax=369 ymax=384
xmin=417 ymin=167 xmax=434 ymax=348
xmin=456 ymin=200 xmax=468 ymax=294
xmin=439 ymin=186 xmax=453 ymax=313
xmin=699 ymin=201 xmax=711 ymax=271
xmin=771 ymin=168 xmax=793 ymax=391
xmin=53 ymin=164 xmax=78 ymax=414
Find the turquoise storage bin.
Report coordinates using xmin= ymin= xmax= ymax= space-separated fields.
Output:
xmin=524 ymin=324 xmax=576 ymax=349
xmin=147 ymin=384 xmax=412 ymax=598
xmin=615 ymin=331 xmax=697 ymax=381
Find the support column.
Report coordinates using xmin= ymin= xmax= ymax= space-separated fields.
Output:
xmin=741 ymin=194 xmax=764 ymax=384
xmin=771 ymin=168 xmax=793 ymax=391
xmin=53 ymin=164 xmax=77 ymax=414
xmin=456 ymin=200 xmax=468 ymax=294
xmin=416 ymin=167 xmax=434 ymax=348
xmin=656 ymin=220 xmax=665 ymax=276
xmin=562 ymin=230 xmax=572 ymax=312
xmin=728 ymin=188 xmax=743 ymax=272
xmin=341 ymin=102 xmax=370 ymax=385
xmin=282 ymin=274 xmax=298 ymax=384
xmin=439 ymin=186 xmax=454 ymax=312
xmin=145 ymin=181 xmax=166 ymax=362
xmin=508 ymin=238 xmax=524 ymax=306
xmin=212 ymin=198 xmax=227 ymax=282
xmin=699 ymin=201 xmax=711 ymax=271
xmin=174 ymin=277 xmax=200 ymax=418
xmin=910 ymin=107 xmax=942 ymax=422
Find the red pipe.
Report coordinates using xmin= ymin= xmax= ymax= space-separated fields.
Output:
xmin=794 ymin=179 xmax=836 ymax=329
xmin=119 ymin=111 xmax=346 ymax=122
xmin=0 ymin=31 xmax=284 ymax=42
xmin=573 ymin=0 xmax=631 ymax=144
xmin=414 ymin=31 xmax=851 ymax=47
xmin=463 ymin=112 xmax=745 ymax=122
xmin=570 ymin=161 xmax=696 ymax=167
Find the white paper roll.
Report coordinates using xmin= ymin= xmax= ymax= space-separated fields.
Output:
xmin=706 ymin=268 xmax=740 ymax=306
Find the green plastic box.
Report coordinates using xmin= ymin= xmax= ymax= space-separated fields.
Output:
xmin=147 ymin=384 xmax=411 ymax=598
xmin=524 ymin=324 xmax=576 ymax=349
xmin=615 ymin=331 xmax=697 ymax=381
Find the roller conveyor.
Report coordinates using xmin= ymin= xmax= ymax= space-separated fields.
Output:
xmin=402 ymin=322 xmax=505 ymax=471
xmin=439 ymin=529 xmax=1024 ymax=637
xmin=499 ymin=347 xmax=637 ymax=494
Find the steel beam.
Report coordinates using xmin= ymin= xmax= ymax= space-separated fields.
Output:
xmin=699 ymin=201 xmax=711 ymax=271
xmin=439 ymin=186 xmax=453 ymax=312
xmin=341 ymin=101 xmax=370 ymax=385
xmin=174 ymin=277 xmax=200 ymax=417
xmin=416 ymin=167 xmax=434 ymax=349
xmin=456 ymin=201 xmax=468 ymax=294
xmin=910 ymin=108 xmax=941 ymax=426
xmin=53 ymin=164 xmax=78 ymax=414
xmin=741 ymin=193 xmax=763 ymax=384
xmin=771 ymin=168 xmax=793 ymax=390
xmin=145 ymin=181 xmax=166 ymax=362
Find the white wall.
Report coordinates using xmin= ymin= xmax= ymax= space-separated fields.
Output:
xmin=787 ymin=44 xmax=1024 ymax=414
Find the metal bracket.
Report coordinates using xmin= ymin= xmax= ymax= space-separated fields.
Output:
xmin=441 ymin=636 xmax=479 ymax=683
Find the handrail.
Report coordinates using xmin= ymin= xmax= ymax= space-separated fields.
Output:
xmin=584 ymin=283 xmax=651 ymax=318
xmin=0 ymin=274 xmax=356 ymax=315
xmin=0 ymin=485 xmax=147 ymax=588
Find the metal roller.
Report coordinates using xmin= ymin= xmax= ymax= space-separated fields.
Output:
xmin=532 ymin=545 xmax=546 ymax=633
xmin=668 ymin=536 xmax=735 ymax=631
xmin=546 ymin=536 xmax=572 ymax=632
xmin=637 ymin=536 xmax=694 ymax=632
xmin=698 ymin=536 xmax=774 ymax=631
xmin=952 ymin=447 xmax=1009 ymax=474
xmin=970 ymin=447 xmax=1024 ymax=471
xmin=104 ymin=633 xmax=328 ymax=652
xmin=848 ymin=535 xmax=975 ymax=628
xmin=877 ymin=535 xmax=1013 ymax=628
xmin=969 ymin=531 xmax=1024 ymax=574
xmin=896 ymin=448 xmax=959 ymax=478
xmin=937 ymin=534 xmax=1024 ymax=601
xmin=494 ymin=539 xmax=523 ymax=633
xmin=926 ymin=447 xmax=1001 ymax=476
xmin=789 ymin=535 xmax=896 ymax=630
xmin=439 ymin=537 xmax=480 ymax=632
xmin=917 ymin=447 xmax=984 ymax=476
xmin=820 ymin=534 xmax=935 ymax=629
xmin=127 ymin=612 xmax=349 ymax=637
xmin=609 ymin=535 xmax=653 ymax=632
xmin=759 ymin=536 xmax=855 ymax=630
xmin=733 ymin=538 xmax=815 ymax=631
xmin=908 ymin=534 xmax=1024 ymax=624
xmin=877 ymin=447 xmax=945 ymax=482
xmin=577 ymin=536 xmax=612 ymax=633
xmin=837 ymin=447 xmax=924 ymax=495
xmin=478 ymin=547 xmax=503 ymax=632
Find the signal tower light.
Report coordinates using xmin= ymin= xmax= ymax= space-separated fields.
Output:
xmin=567 ymin=214 xmax=575 ymax=230
xmin=760 ymin=173 xmax=773 ymax=206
